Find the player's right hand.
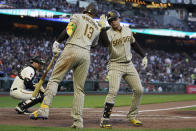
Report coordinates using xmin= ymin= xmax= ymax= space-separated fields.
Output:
xmin=34 ymin=82 xmax=45 ymax=94
xmin=52 ymin=41 xmax=61 ymax=55
xmin=97 ymin=14 xmax=107 ymax=28
xmin=141 ymin=56 xmax=148 ymax=69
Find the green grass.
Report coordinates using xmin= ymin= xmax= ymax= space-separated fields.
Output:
xmin=1 ymin=94 xmax=196 ymax=108
xmin=1 ymin=125 xmax=196 ymax=131
xmin=1 ymin=94 xmax=196 ymax=130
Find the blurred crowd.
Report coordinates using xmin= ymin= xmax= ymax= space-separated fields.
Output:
xmin=0 ymin=30 xmax=196 ymax=85
xmin=0 ymin=30 xmax=54 ymax=78
xmin=2 ymin=0 xmax=192 ymax=31
xmin=187 ymin=21 xmax=196 ymax=32
xmin=0 ymin=0 xmax=196 ymax=85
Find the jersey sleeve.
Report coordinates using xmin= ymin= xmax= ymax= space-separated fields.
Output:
xmin=130 ymin=28 xmax=135 ymax=43
xmin=98 ymin=27 xmax=110 ymax=47
xmin=106 ymin=29 xmax=112 ymax=42
xmin=70 ymin=14 xmax=79 ymax=26
xmin=92 ymin=34 xmax=99 ymax=47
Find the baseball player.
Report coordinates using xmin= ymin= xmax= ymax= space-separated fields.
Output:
xmin=30 ymin=3 xmax=100 ymax=129
xmin=10 ymin=56 xmax=45 ymax=114
xmin=99 ymin=10 xmax=148 ymax=128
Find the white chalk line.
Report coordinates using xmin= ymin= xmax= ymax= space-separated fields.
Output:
xmin=109 ymin=105 xmax=196 ymax=119
xmin=84 ymin=104 xmax=196 ymax=113
xmin=111 ymin=114 xmax=196 ymax=119
xmin=139 ymin=105 xmax=196 ymax=113
xmin=1 ymin=105 xmax=196 ymax=118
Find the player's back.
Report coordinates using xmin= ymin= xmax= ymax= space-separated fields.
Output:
xmin=66 ymin=14 xmax=100 ymax=50
xmin=11 ymin=66 xmax=35 ymax=90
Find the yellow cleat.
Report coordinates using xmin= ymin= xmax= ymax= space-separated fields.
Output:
xmin=100 ymin=120 xmax=112 ymax=129
xmin=130 ymin=119 xmax=143 ymax=126
xmin=30 ymin=110 xmax=48 ymax=120
xmin=30 ymin=96 xmax=49 ymax=120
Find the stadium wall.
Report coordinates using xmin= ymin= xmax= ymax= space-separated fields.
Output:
xmin=0 ymin=77 xmax=189 ymax=94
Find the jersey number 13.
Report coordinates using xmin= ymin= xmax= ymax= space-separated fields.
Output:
xmin=84 ymin=24 xmax=94 ymax=40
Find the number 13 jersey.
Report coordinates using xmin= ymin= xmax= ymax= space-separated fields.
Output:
xmin=66 ymin=14 xmax=100 ymax=50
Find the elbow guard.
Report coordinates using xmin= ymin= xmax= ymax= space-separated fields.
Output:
xmin=66 ymin=22 xmax=77 ymax=37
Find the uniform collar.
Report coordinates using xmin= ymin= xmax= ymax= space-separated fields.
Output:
xmin=111 ymin=26 xmax=122 ymax=33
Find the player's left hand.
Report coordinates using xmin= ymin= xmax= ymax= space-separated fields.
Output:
xmin=97 ymin=14 xmax=107 ymax=28
xmin=141 ymin=56 xmax=148 ymax=69
xmin=34 ymin=83 xmax=45 ymax=93
xmin=52 ymin=41 xmax=61 ymax=55
xmin=33 ymin=83 xmax=39 ymax=88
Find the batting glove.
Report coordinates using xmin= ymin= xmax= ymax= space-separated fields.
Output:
xmin=141 ymin=56 xmax=148 ymax=69
xmin=34 ymin=83 xmax=45 ymax=93
xmin=52 ymin=41 xmax=61 ymax=55
xmin=97 ymin=14 xmax=107 ymax=28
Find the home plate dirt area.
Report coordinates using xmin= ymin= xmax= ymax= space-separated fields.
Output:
xmin=1 ymin=100 xmax=196 ymax=129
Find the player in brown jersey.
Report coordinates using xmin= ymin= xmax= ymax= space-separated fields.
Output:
xmin=30 ymin=3 xmax=100 ymax=129
xmin=99 ymin=10 xmax=148 ymax=128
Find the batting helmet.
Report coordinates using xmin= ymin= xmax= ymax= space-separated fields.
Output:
xmin=107 ymin=10 xmax=120 ymax=23
xmin=31 ymin=56 xmax=45 ymax=65
xmin=83 ymin=3 xmax=98 ymax=16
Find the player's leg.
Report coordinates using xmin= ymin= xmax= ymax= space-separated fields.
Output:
xmin=123 ymin=63 xmax=144 ymax=126
xmin=16 ymin=91 xmax=44 ymax=114
xmin=71 ymin=51 xmax=90 ymax=129
xmin=10 ymin=85 xmax=33 ymax=113
xmin=100 ymin=69 xmax=122 ymax=128
xmin=11 ymin=89 xmax=34 ymax=114
xmin=10 ymin=77 xmax=27 ymax=100
xmin=30 ymin=48 xmax=74 ymax=119
xmin=10 ymin=88 xmax=33 ymax=101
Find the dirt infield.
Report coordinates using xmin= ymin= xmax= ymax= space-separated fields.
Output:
xmin=1 ymin=100 xmax=196 ymax=129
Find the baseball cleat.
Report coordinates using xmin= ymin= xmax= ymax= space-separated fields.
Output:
xmin=70 ymin=124 xmax=83 ymax=129
xmin=15 ymin=106 xmax=32 ymax=115
xmin=70 ymin=120 xmax=84 ymax=129
xmin=15 ymin=106 xmax=23 ymax=114
xmin=23 ymin=109 xmax=32 ymax=115
xmin=100 ymin=120 xmax=112 ymax=129
xmin=30 ymin=111 xmax=48 ymax=120
xmin=130 ymin=119 xmax=143 ymax=126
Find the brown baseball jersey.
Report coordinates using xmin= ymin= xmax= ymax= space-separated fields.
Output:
xmin=39 ymin=13 xmax=100 ymax=128
xmin=107 ymin=26 xmax=135 ymax=62
xmin=66 ymin=14 xmax=100 ymax=50
xmin=102 ymin=26 xmax=144 ymax=121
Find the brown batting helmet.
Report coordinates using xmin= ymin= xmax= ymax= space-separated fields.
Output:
xmin=107 ymin=10 xmax=120 ymax=24
xmin=83 ymin=3 xmax=98 ymax=16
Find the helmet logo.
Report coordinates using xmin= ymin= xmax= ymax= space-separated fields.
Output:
xmin=109 ymin=11 xmax=114 ymax=16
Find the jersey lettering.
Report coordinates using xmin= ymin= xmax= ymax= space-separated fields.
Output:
xmin=82 ymin=16 xmax=99 ymax=30
xmin=84 ymin=24 xmax=94 ymax=40
xmin=112 ymin=36 xmax=132 ymax=46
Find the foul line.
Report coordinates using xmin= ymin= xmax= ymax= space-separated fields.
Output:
xmin=139 ymin=105 xmax=196 ymax=112
xmin=85 ymin=105 xmax=196 ymax=114
xmin=111 ymin=114 xmax=196 ymax=119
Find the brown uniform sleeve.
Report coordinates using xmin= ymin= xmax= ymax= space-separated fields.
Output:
xmin=131 ymin=40 xmax=145 ymax=58
xmin=56 ymin=29 xmax=69 ymax=43
xmin=98 ymin=27 xmax=110 ymax=47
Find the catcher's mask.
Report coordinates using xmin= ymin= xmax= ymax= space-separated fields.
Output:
xmin=31 ymin=56 xmax=45 ymax=65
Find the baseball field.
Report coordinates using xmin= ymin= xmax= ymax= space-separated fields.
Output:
xmin=0 ymin=94 xmax=196 ymax=131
